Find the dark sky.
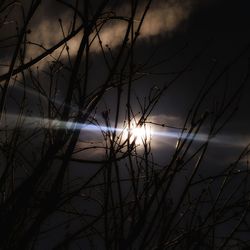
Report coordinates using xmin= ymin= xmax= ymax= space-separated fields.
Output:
xmin=1 ymin=1 xmax=250 ymax=249
xmin=0 ymin=0 xmax=249 ymax=160
xmin=116 ymin=0 xmax=250 ymax=166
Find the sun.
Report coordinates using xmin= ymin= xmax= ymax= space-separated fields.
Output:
xmin=124 ymin=123 xmax=152 ymax=144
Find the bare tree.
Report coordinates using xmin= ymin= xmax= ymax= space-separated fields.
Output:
xmin=0 ymin=0 xmax=250 ymax=249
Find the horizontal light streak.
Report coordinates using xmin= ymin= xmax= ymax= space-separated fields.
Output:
xmin=1 ymin=114 xmax=248 ymax=148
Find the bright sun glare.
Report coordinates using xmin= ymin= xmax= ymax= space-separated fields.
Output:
xmin=124 ymin=124 xmax=152 ymax=144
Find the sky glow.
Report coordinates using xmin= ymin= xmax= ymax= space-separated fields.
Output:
xmin=1 ymin=114 xmax=248 ymax=149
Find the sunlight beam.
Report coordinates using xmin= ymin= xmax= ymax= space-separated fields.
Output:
xmin=1 ymin=114 xmax=248 ymax=148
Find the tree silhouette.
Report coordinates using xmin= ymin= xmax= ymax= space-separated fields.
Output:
xmin=0 ymin=0 xmax=250 ymax=249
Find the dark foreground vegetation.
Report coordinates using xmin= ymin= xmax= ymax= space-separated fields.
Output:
xmin=0 ymin=1 xmax=250 ymax=249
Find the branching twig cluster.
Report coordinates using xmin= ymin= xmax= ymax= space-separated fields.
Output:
xmin=0 ymin=1 xmax=250 ymax=249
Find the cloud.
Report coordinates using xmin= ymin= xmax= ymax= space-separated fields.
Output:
xmin=0 ymin=0 xmax=208 ymax=77
xmin=26 ymin=8 xmax=83 ymax=68
xmin=13 ymin=0 xmax=201 ymax=70
xmin=90 ymin=0 xmax=197 ymax=52
xmin=90 ymin=21 xmax=128 ymax=53
xmin=139 ymin=0 xmax=193 ymax=38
